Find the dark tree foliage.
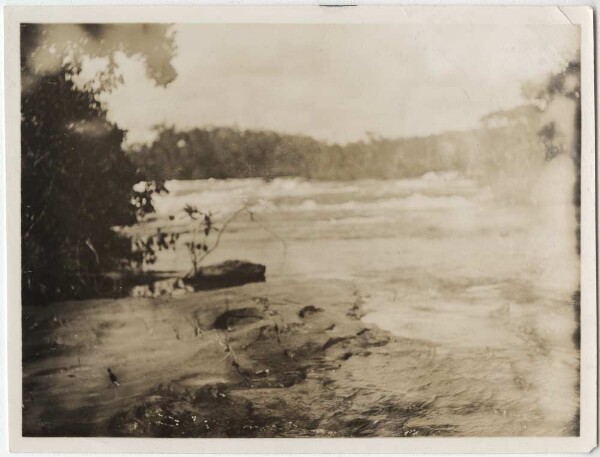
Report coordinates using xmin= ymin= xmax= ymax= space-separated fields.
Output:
xmin=21 ymin=24 xmax=177 ymax=91
xmin=538 ymin=58 xmax=581 ymax=254
xmin=536 ymin=60 xmax=581 ymax=161
xmin=130 ymin=126 xmax=317 ymax=181
xmin=21 ymin=71 xmax=139 ymax=303
xmin=21 ymin=23 xmax=177 ymax=304
xmin=130 ymin=117 xmax=545 ymax=183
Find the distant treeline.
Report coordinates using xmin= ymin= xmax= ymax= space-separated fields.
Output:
xmin=130 ymin=105 xmax=545 ymax=187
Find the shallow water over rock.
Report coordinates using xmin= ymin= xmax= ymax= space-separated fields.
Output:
xmin=24 ymin=173 xmax=579 ymax=437
xmin=138 ymin=173 xmax=579 ymax=436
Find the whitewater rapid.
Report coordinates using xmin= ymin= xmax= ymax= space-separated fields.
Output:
xmin=132 ymin=170 xmax=580 ymax=436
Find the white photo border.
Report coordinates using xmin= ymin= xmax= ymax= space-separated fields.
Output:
xmin=3 ymin=5 xmax=596 ymax=453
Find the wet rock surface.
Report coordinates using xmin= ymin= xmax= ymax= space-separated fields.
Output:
xmin=212 ymin=307 xmax=264 ymax=330
xmin=22 ymin=278 xmax=575 ymax=437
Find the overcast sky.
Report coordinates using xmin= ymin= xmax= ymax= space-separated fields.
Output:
xmin=99 ymin=24 xmax=579 ymax=146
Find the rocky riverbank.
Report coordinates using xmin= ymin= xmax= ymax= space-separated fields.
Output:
xmin=22 ymin=277 xmax=577 ymax=437
xmin=23 ymin=278 xmax=435 ymax=437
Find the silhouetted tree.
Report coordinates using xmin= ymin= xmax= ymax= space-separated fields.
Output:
xmin=22 ymin=70 xmax=138 ymax=301
xmin=21 ymin=24 xmax=177 ymax=303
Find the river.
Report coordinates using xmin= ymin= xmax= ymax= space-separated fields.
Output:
xmin=134 ymin=158 xmax=580 ymax=435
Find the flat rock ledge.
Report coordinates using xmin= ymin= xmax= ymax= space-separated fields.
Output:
xmin=130 ymin=260 xmax=266 ymax=298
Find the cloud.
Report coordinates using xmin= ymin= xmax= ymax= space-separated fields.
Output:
xmin=99 ymin=24 xmax=580 ymax=146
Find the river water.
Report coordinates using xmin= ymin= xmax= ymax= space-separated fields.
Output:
xmin=137 ymin=157 xmax=580 ymax=436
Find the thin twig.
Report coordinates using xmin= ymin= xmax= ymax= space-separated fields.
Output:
xmin=247 ymin=210 xmax=288 ymax=263
xmin=184 ymin=206 xmax=248 ymax=277
xmin=200 ymin=206 xmax=248 ymax=261
xmin=182 ymin=204 xmax=288 ymax=277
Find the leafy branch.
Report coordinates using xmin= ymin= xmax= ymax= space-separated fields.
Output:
xmin=131 ymin=203 xmax=286 ymax=277
xmin=183 ymin=205 xmax=255 ymax=277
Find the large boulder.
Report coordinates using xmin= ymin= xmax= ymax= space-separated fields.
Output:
xmin=185 ymin=260 xmax=266 ymax=290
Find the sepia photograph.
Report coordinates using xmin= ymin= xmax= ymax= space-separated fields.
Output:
xmin=4 ymin=5 xmax=596 ymax=453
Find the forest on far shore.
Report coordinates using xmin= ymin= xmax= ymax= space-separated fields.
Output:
xmin=129 ymin=104 xmax=545 ymax=188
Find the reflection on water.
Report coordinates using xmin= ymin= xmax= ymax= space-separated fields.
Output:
xmin=140 ymin=166 xmax=579 ymax=436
